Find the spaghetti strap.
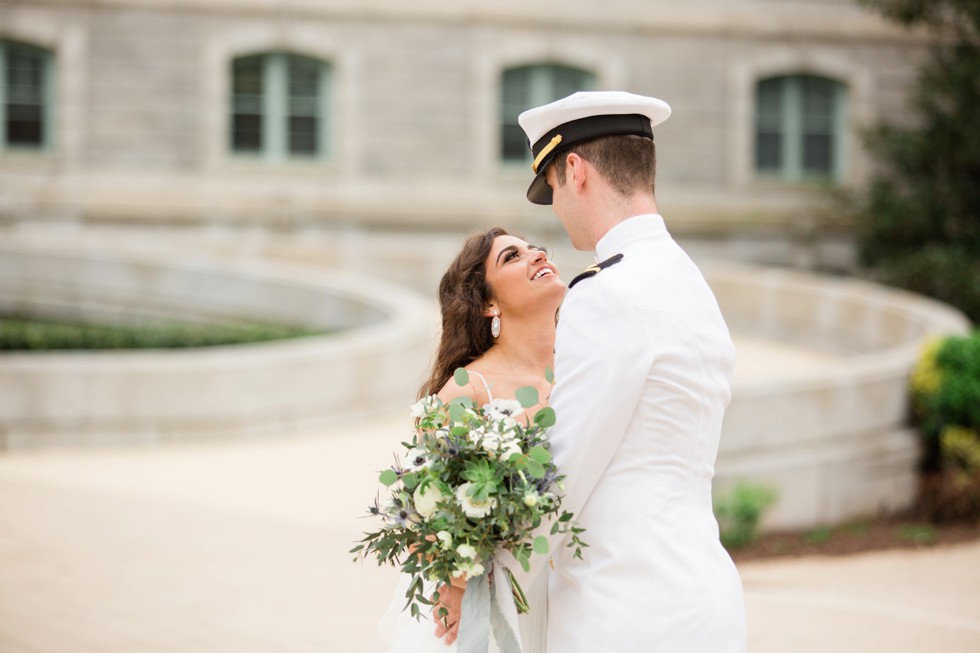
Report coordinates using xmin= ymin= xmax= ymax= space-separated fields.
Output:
xmin=467 ymin=370 xmax=494 ymax=402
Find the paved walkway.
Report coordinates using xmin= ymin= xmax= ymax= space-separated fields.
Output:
xmin=1 ymin=412 xmax=978 ymax=653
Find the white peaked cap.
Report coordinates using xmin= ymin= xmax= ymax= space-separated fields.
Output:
xmin=518 ymin=91 xmax=671 ymax=204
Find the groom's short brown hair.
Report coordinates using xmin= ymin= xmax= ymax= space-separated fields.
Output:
xmin=553 ymin=134 xmax=657 ymax=197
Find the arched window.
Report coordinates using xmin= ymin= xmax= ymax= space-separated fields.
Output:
xmin=0 ymin=40 xmax=55 ymax=152
xmin=755 ymin=74 xmax=847 ymax=181
xmin=230 ymin=53 xmax=332 ymax=161
xmin=500 ymin=64 xmax=595 ymax=163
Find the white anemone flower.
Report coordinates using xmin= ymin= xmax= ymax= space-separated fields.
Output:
xmin=455 ymin=482 xmax=498 ymax=519
xmin=405 ymin=447 xmax=431 ymax=470
xmin=483 ymin=398 xmax=524 ymax=422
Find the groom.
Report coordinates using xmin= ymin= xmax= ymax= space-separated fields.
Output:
xmin=438 ymin=91 xmax=747 ymax=651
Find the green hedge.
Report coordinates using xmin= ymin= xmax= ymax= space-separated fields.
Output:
xmin=0 ymin=314 xmax=328 ymax=351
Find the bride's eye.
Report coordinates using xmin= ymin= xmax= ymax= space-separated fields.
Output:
xmin=504 ymin=250 xmax=519 ymax=262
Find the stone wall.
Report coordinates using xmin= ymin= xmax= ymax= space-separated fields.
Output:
xmin=0 ymin=0 xmax=930 ymax=261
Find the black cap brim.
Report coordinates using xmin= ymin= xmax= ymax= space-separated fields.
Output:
xmin=527 ymin=171 xmax=553 ymax=205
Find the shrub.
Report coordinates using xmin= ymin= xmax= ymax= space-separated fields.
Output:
xmin=911 ymin=330 xmax=980 ymax=520
xmin=714 ymin=482 xmax=779 ymax=550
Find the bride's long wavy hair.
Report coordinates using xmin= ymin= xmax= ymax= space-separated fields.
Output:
xmin=417 ymin=227 xmax=510 ymax=399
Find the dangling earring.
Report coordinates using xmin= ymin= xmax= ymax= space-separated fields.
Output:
xmin=490 ymin=310 xmax=501 ymax=339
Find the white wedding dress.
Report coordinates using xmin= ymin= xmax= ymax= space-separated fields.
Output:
xmin=377 ymin=372 xmax=549 ymax=653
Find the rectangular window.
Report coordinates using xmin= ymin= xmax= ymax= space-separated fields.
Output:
xmin=754 ymin=74 xmax=846 ymax=182
xmin=230 ymin=53 xmax=331 ymax=162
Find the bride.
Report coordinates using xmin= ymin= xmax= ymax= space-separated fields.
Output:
xmin=378 ymin=227 xmax=566 ymax=653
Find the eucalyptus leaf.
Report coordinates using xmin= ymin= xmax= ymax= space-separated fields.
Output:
xmin=402 ymin=472 xmax=419 ymax=490
xmin=448 ymin=401 xmax=466 ymax=423
xmin=379 ymin=469 xmax=398 ymax=486
xmin=515 ymin=386 xmax=539 ymax=408
xmin=526 ymin=459 xmax=546 ymax=479
xmin=517 ymin=550 xmax=531 ymax=572
xmin=533 ymin=406 xmax=556 ymax=428
xmin=449 ymin=395 xmax=474 ymax=409
xmin=454 ymin=368 xmax=470 ymax=387
xmin=545 ymin=367 xmax=555 ymax=384
xmin=529 ymin=445 xmax=552 ymax=465
xmin=533 ymin=535 xmax=550 ymax=555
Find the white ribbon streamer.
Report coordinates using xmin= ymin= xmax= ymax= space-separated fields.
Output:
xmin=456 ymin=560 xmax=524 ymax=653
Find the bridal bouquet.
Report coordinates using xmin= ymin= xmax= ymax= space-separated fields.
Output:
xmin=351 ymin=368 xmax=586 ymax=622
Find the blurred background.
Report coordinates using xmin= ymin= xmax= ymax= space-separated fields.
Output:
xmin=1 ymin=0 xmax=978 ymax=651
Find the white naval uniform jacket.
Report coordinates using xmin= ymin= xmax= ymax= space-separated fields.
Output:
xmin=500 ymin=214 xmax=746 ymax=652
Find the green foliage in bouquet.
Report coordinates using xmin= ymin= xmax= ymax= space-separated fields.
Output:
xmin=351 ymin=369 xmax=587 ymax=620
xmin=910 ymin=330 xmax=980 ymax=520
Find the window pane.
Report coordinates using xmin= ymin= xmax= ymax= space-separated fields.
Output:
xmin=756 ymin=78 xmax=783 ymax=132
xmin=756 ymin=132 xmax=782 ymax=171
xmin=5 ymin=43 xmax=46 ymax=147
xmin=232 ymin=114 xmax=262 ymax=152
xmin=802 ymin=76 xmax=835 ymax=133
xmin=289 ymin=115 xmax=317 ymax=155
xmin=287 ymin=56 xmax=320 ymax=156
xmin=500 ymin=67 xmax=533 ymax=160
xmin=801 ymin=76 xmax=840 ymax=176
xmin=501 ymin=123 xmax=528 ymax=161
xmin=551 ymin=65 xmax=589 ymax=98
xmin=803 ymin=133 xmax=832 ymax=174
xmin=231 ymin=56 xmax=263 ymax=152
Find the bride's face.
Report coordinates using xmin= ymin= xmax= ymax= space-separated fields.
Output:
xmin=484 ymin=235 xmax=565 ymax=317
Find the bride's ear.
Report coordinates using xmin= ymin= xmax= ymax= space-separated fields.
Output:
xmin=482 ymin=303 xmax=499 ymax=318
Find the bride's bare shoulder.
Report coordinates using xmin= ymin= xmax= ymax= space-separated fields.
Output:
xmin=436 ymin=368 xmax=491 ymax=406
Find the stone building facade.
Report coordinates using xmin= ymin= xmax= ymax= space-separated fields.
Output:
xmin=0 ymin=0 xmax=930 ymax=262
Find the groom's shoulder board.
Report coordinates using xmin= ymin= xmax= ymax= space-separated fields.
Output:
xmin=568 ymin=253 xmax=624 ymax=289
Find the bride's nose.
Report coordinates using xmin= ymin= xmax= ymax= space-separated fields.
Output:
xmin=530 ymin=249 xmax=547 ymax=265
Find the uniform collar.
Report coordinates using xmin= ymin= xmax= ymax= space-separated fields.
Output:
xmin=594 ymin=214 xmax=666 ymax=262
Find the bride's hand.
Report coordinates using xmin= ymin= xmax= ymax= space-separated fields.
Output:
xmin=432 ymin=576 xmax=466 ymax=645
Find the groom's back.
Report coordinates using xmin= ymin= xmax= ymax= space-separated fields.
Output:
xmin=548 ymin=215 xmax=745 ymax=652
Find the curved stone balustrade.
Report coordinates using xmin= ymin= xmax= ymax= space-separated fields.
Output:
xmin=706 ymin=263 xmax=971 ymax=530
xmin=0 ymin=242 xmax=437 ymax=448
